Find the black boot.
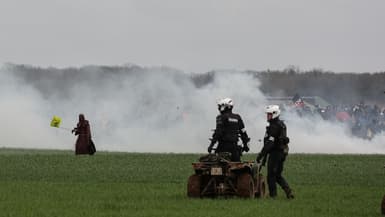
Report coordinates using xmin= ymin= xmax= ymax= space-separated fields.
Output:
xmin=283 ymin=187 xmax=294 ymax=199
xmin=269 ymin=189 xmax=277 ymax=199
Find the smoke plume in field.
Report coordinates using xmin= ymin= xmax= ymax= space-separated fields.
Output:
xmin=284 ymin=113 xmax=385 ymax=154
xmin=0 ymin=64 xmax=384 ymax=154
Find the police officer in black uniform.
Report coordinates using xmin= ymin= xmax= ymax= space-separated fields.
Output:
xmin=256 ymin=105 xmax=294 ymax=199
xmin=208 ymin=98 xmax=250 ymax=161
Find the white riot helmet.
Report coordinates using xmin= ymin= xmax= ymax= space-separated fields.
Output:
xmin=266 ymin=105 xmax=280 ymax=120
xmin=217 ymin=98 xmax=234 ymax=112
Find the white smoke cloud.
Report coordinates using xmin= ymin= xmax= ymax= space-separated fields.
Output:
xmin=0 ymin=64 xmax=384 ymax=154
xmin=0 ymin=71 xmax=71 ymax=149
xmin=284 ymin=112 xmax=385 ymax=154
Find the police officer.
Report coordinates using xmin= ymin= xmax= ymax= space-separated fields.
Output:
xmin=208 ymin=98 xmax=250 ymax=161
xmin=256 ymin=105 xmax=294 ymax=199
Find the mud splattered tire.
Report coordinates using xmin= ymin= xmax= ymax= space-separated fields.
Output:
xmin=187 ymin=175 xmax=201 ymax=198
xmin=255 ymin=174 xmax=267 ymax=198
xmin=381 ymin=194 xmax=385 ymax=215
xmin=237 ymin=173 xmax=255 ymax=198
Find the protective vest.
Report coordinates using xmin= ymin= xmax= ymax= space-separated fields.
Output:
xmin=212 ymin=111 xmax=247 ymax=144
xmin=264 ymin=118 xmax=289 ymax=152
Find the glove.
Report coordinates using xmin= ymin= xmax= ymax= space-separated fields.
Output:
xmin=256 ymin=154 xmax=262 ymax=163
xmin=208 ymin=146 xmax=213 ymax=153
xmin=243 ymin=145 xmax=250 ymax=152
xmin=207 ymin=143 xmax=214 ymax=153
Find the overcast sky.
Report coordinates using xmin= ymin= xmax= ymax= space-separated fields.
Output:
xmin=1 ymin=0 xmax=384 ymax=73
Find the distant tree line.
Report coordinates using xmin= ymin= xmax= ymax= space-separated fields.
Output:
xmin=254 ymin=69 xmax=385 ymax=105
xmin=192 ymin=68 xmax=385 ymax=105
xmin=5 ymin=63 xmax=385 ymax=105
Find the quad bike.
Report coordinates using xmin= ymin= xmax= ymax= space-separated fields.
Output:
xmin=187 ymin=152 xmax=267 ymax=198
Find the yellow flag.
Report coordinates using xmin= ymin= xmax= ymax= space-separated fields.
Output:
xmin=50 ymin=116 xmax=62 ymax=128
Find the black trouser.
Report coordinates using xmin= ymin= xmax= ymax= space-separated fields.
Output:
xmin=216 ymin=142 xmax=240 ymax=162
xmin=267 ymin=150 xmax=290 ymax=197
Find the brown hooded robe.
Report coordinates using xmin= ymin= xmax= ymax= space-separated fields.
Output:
xmin=73 ymin=114 xmax=91 ymax=155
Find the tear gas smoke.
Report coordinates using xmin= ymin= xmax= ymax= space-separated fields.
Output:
xmin=0 ymin=64 xmax=384 ymax=154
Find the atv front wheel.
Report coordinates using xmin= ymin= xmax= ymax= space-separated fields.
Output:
xmin=187 ymin=175 xmax=201 ymax=198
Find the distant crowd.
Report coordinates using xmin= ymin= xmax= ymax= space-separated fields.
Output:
xmin=286 ymin=101 xmax=385 ymax=140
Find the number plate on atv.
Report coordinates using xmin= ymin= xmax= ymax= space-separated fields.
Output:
xmin=210 ymin=167 xmax=222 ymax=175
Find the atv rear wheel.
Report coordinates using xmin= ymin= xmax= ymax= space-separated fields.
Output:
xmin=187 ymin=175 xmax=201 ymax=198
xmin=237 ymin=173 xmax=255 ymax=198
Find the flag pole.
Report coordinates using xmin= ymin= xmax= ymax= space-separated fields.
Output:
xmin=57 ymin=127 xmax=72 ymax=131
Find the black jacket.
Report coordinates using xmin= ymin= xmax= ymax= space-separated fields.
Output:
xmin=211 ymin=110 xmax=249 ymax=146
xmin=258 ymin=118 xmax=289 ymax=160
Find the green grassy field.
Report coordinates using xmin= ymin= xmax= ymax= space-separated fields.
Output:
xmin=0 ymin=148 xmax=384 ymax=217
